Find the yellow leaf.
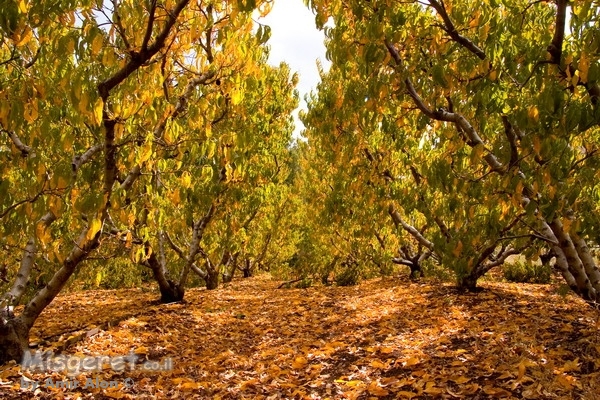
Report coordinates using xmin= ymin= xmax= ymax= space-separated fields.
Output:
xmin=139 ymin=143 xmax=152 ymax=163
xmin=170 ymin=189 xmax=181 ymax=205
xmin=94 ymin=98 xmax=103 ymax=126
xmin=104 ymin=391 xmax=125 ymax=399
xmin=292 ymin=356 xmax=307 ymax=369
xmin=528 ymin=106 xmax=539 ymax=123
xmin=369 ymin=359 xmax=387 ymax=369
xmin=470 ymin=143 xmax=484 ymax=165
xmin=424 ymin=386 xmax=443 ymax=394
xmin=571 ymin=70 xmax=580 ymax=86
xmin=91 ymin=34 xmax=103 ymax=56
xmin=24 ymin=100 xmax=38 ymax=123
xmin=532 ymin=136 xmax=541 ymax=155
xmin=16 ymin=26 xmax=33 ymax=46
xmin=561 ymin=358 xmax=580 ymax=373
xmin=452 ymin=375 xmax=471 ymax=384
xmin=483 ymin=385 xmax=512 ymax=397
xmin=452 ymin=241 xmax=463 ymax=257
xmin=18 ymin=0 xmax=27 ymax=13
xmin=66 ymin=38 xmax=75 ymax=53
xmin=53 ymin=245 xmax=64 ymax=263
xmin=181 ymin=172 xmax=191 ymax=189
xmin=489 ymin=69 xmax=497 ymax=81
xmin=180 ymin=381 xmax=201 ymax=390
xmin=79 ymin=91 xmax=89 ymax=114
xmin=125 ymin=231 xmax=132 ymax=248
xmin=367 ymin=381 xmax=389 ymax=396
xmin=49 ymin=197 xmax=62 ymax=217
xmin=578 ymin=52 xmax=589 ymax=83
xmin=231 ymin=89 xmax=243 ymax=105
xmin=397 ymin=391 xmax=418 ymax=399
xmin=36 ymin=224 xmax=52 ymax=246
xmin=403 ymin=357 xmax=420 ymax=367
xmin=239 ymin=378 xmax=258 ymax=390
xmin=86 ymin=218 xmax=102 ymax=241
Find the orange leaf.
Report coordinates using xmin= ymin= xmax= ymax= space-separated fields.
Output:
xmin=367 ymin=381 xmax=389 ymax=396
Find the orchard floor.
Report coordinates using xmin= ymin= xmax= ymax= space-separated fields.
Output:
xmin=1 ymin=275 xmax=599 ymax=399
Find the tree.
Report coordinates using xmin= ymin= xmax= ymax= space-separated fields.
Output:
xmin=305 ymin=0 xmax=600 ymax=301
xmin=0 ymin=0 xmax=275 ymax=364
xmin=130 ymin=59 xmax=298 ymax=298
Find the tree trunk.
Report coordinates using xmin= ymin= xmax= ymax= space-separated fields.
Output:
xmin=242 ymin=258 xmax=253 ymax=278
xmin=205 ymin=269 xmax=219 ymax=290
xmin=409 ymin=264 xmax=423 ymax=280
xmin=542 ymin=219 xmax=600 ymax=302
xmin=458 ymin=274 xmax=480 ymax=292
xmin=0 ymin=226 xmax=99 ymax=363
xmin=144 ymin=252 xmax=184 ymax=303
xmin=0 ymin=310 xmax=29 ymax=365
xmin=222 ymin=252 xmax=239 ymax=284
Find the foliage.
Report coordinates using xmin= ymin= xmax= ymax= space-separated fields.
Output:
xmin=334 ymin=268 xmax=360 ymax=287
xmin=302 ymin=0 xmax=600 ymax=301
xmin=503 ymin=260 xmax=552 ymax=284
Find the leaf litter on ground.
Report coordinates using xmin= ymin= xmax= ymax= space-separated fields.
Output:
xmin=1 ymin=276 xmax=599 ymax=399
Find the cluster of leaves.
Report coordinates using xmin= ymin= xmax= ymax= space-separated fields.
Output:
xmin=503 ymin=260 xmax=553 ymax=285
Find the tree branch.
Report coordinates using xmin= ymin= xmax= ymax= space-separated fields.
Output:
xmin=547 ymin=0 xmax=567 ymax=64
xmin=98 ymin=0 xmax=190 ymax=100
xmin=2 ymin=128 xmax=32 ymax=156
xmin=71 ymin=144 xmax=103 ymax=177
xmin=141 ymin=0 xmax=158 ymax=51
xmin=1 ymin=212 xmax=56 ymax=308
xmin=388 ymin=204 xmax=434 ymax=251
xmin=428 ymin=0 xmax=487 ymax=60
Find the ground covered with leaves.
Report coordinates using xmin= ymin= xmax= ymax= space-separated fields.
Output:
xmin=1 ymin=276 xmax=599 ymax=399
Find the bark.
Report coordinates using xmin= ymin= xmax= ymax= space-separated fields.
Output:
xmin=144 ymin=252 xmax=184 ymax=303
xmin=1 ymin=213 xmax=56 ymax=309
xmin=178 ymin=204 xmax=215 ymax=289
xmin=190 ymin=263 xmax=208 ymax=280
xmin=222 ymin=252 xmax=239 ymax=283
xmin=571 ymin=233 xmax=600 ymax=294
xmin=0 ymin=311 xmax=29 ymax=365
xmin=2 ymin=239 xmax=35 ymax=307
xmin=458 ymin=274 xmax=480 ymax=292
xmin=392 ymin=245 xmax=426 ymax=280
xmin=205 ymin=268 xmax=219 ymax=290
xmin=21 ymin=229 xmax=100 ymax=329
xmin=0 ymin=0 xmax=190 ymax=364
xmin=2 ymin=128 xmax=33 ymax=157
xmin=0 ymin=224 xmax=101 ymax=364
xmin=97 ymin=0 xmax=191 ymax=100
xmin=549 ymin=219 xmax=597 ymax=301
xmin=427 ymin=0 xmax=486 ymax=60
xmin=538 ymin=221 xmax=580 ymax=292
xmin=459 ymin=246 xmax=520 ymax=291
xmin=197 ymin=252 xmax=220 ymax=290
xmin=242 ymin=258 xmax=253 ymax=278
xmin=388 ymin=205 xmax=434 ymax=251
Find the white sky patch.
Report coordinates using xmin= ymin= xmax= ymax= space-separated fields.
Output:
xmin=257 ymin=0 xmax=331 ymax=138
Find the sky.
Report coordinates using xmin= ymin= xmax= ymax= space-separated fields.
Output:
xmin=257 ymin=0 xmax=331 ymax=138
